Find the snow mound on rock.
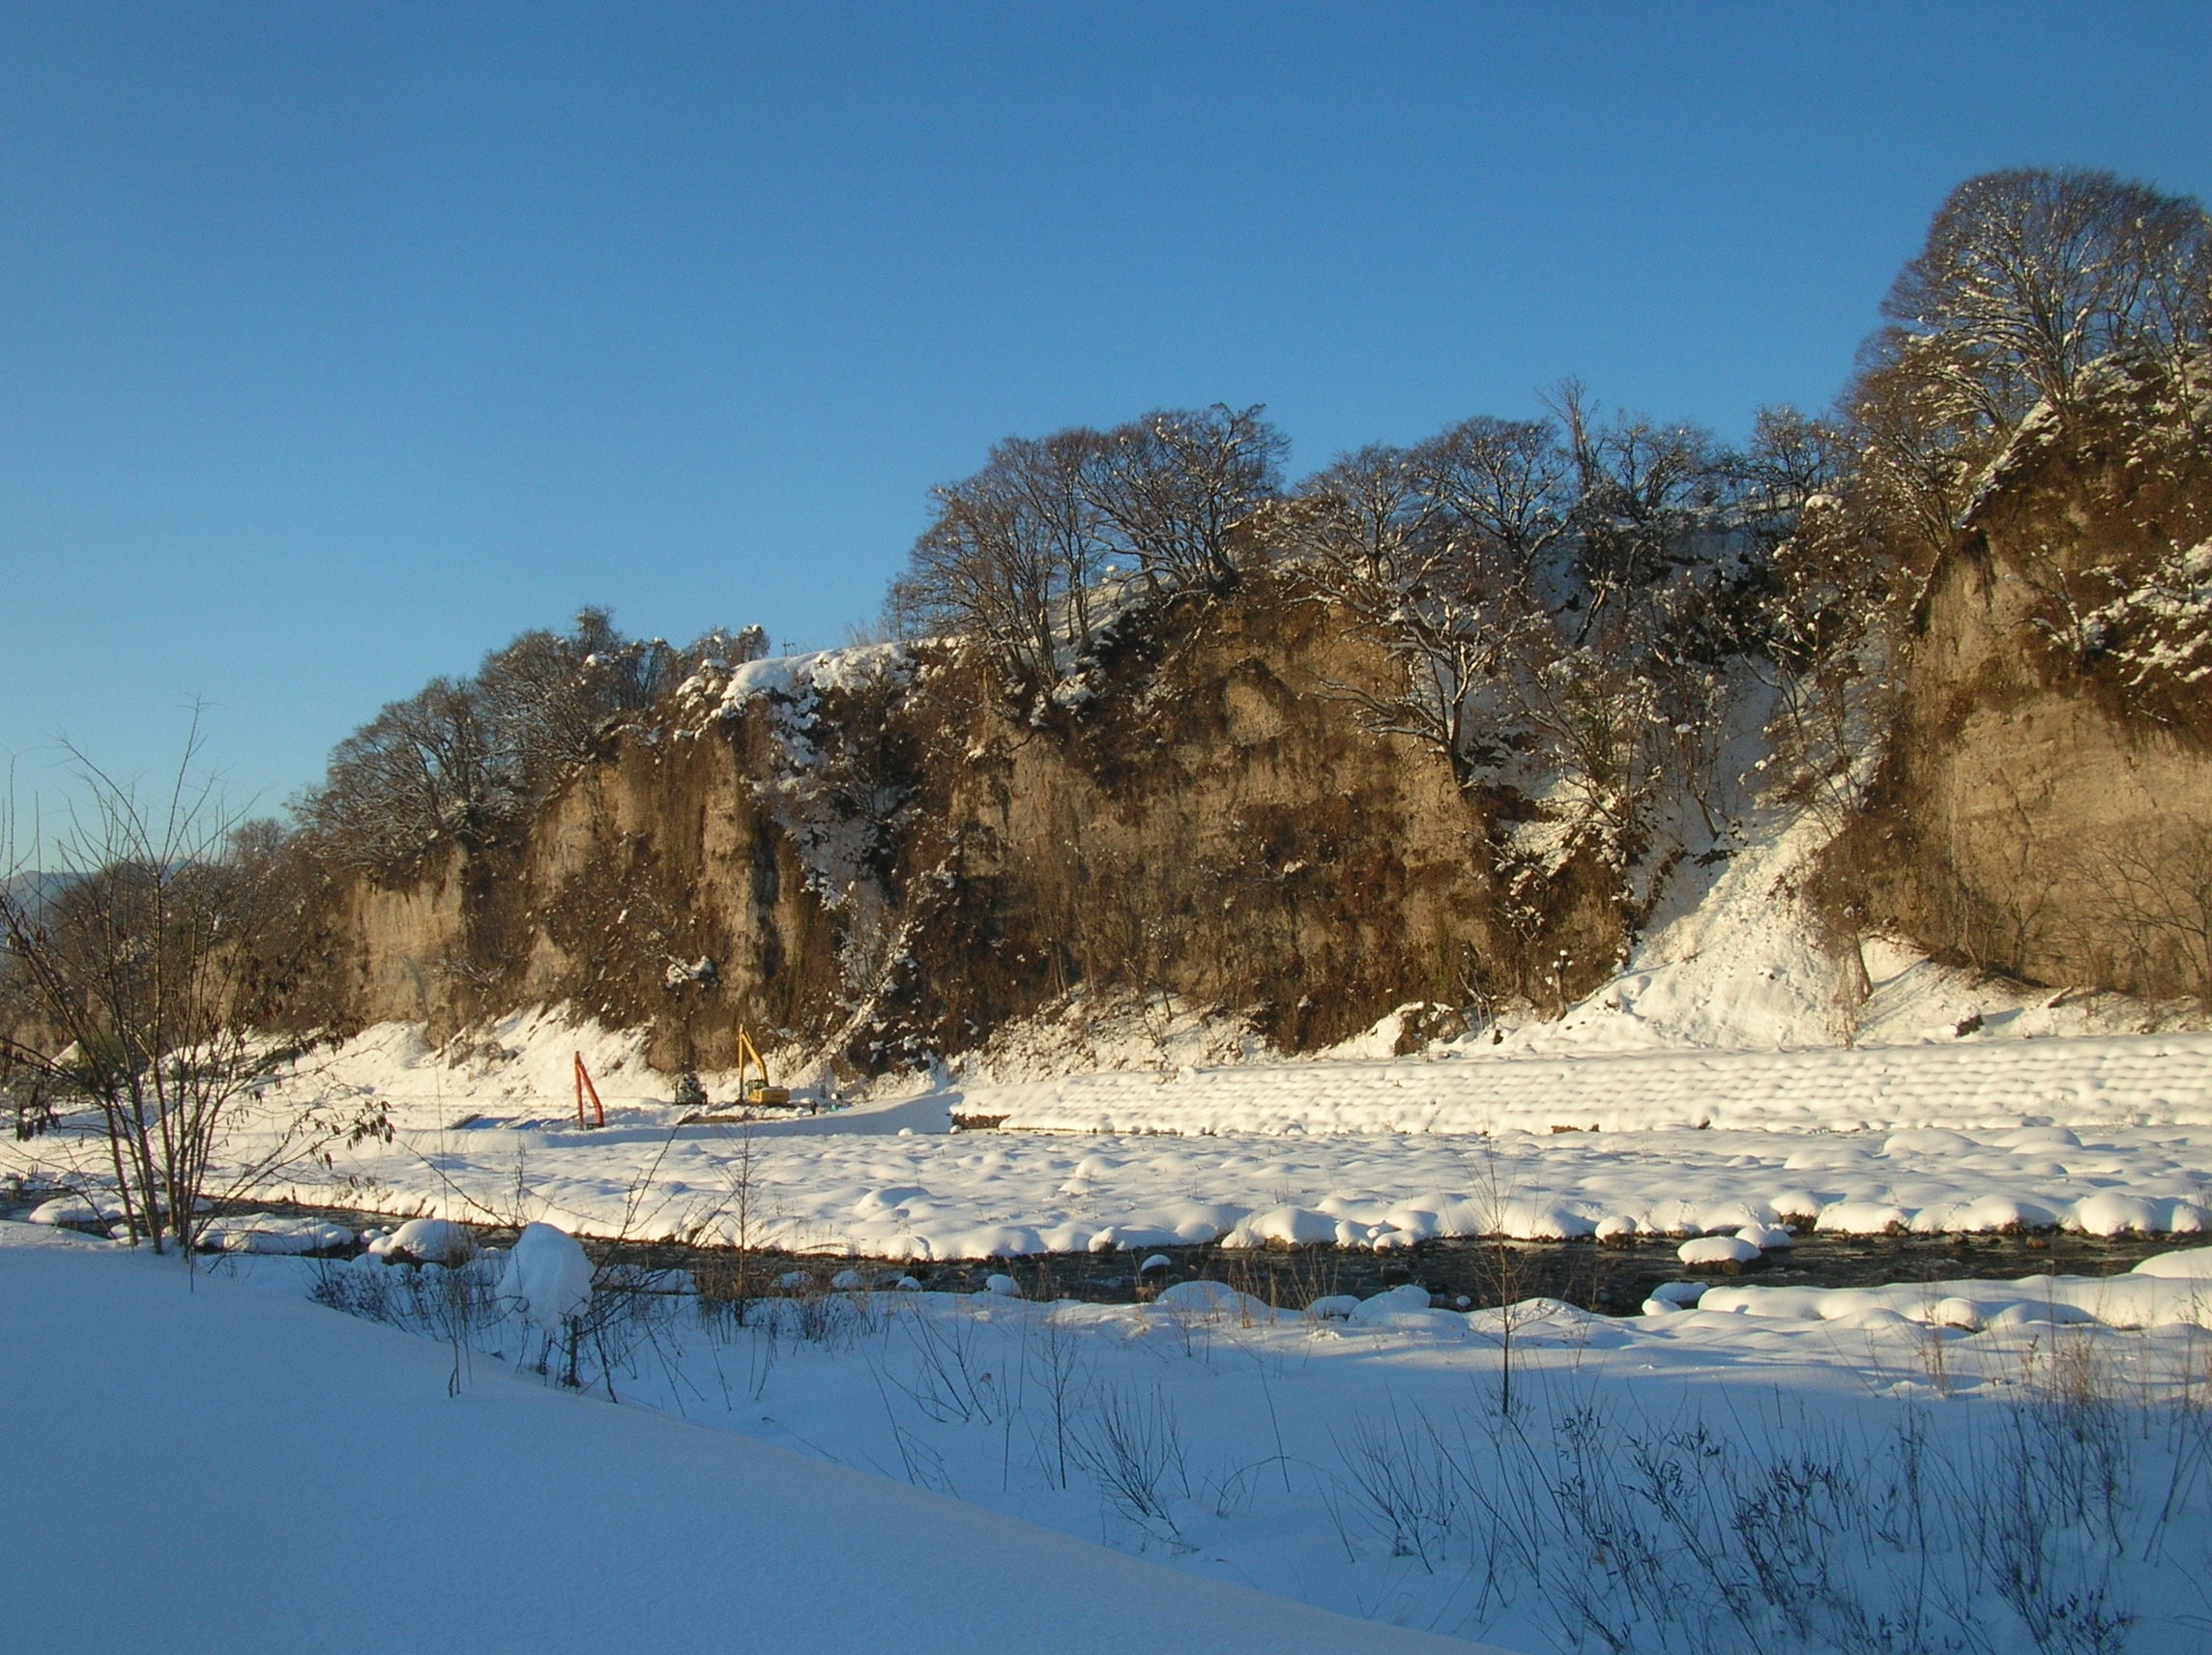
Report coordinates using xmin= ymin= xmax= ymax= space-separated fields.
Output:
xmin=374 ymin=1218 xmax=479 ymax=1265
xmin=501 ymin=1223 xmax=593 ymax=1331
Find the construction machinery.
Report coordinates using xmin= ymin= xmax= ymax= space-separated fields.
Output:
xmin=734 ymin=1024 xmax=790 ymax=1107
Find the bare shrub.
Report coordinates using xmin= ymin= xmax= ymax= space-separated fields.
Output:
xmin=1024 ymin=1316 xmax=1091 ymax=1492
xmin=1332 ymin=1405 xmax=1463 ymax=1572
xmin=889 ymin=1304 xmax=1001 ymax=1424
xmin=1073 ymin=1379 xmax=1190 ymax=1541
xmin=1 ymin=727 xmax=385 ymax=1253
xmin=309 ymin=1254 xmax=506 ymax=1396
xmin=1313 ymin=1363 xmax=2197 ymax=1655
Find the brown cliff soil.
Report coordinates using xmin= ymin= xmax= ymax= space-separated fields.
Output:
xmin=1830 ymin=357 xmax=2212 ymax=1005
xmin=290 ymin=579 xmax=1627 ymax=1074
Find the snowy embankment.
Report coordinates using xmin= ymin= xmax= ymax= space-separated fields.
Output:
xmin=105 ymin=1220 xmax=2212 ymax=1654
xmin=0 ymin=1223 xmax=1474 ymax=1655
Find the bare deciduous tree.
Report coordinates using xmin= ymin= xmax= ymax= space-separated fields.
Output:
xmin=897 ymin=431 xmax=1107 ymax=694
xmin=1881 ymin=166 xmax=2212 ymax=427
xmin=1736 ymin=405 xmax=1850 ymax=551
xmin=1082 ymin=403 xmax=1287 ymax=593
xmin=1292 ymin=400 xmax=1751 ymax=891
xmin=296 ymin=675 xmax=507 ymax=869
xmin=1549 ymin=379 xmax=1726 ymax=616
xmin=1421 ymin=416 xmax=1574 ymax=568
xmin=298 ymin=609 xmax=762 ymax=871
xmin=1 ymin=730 xmax=384 ymax=1252
xmin=1287 ymin=438 xmax=1550 ymax=790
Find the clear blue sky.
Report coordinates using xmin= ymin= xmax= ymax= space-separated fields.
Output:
xmin=3 ymin=2 xmax=2208 ymax=834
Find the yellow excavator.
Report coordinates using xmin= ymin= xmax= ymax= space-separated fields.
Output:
xmin=733 ymin=1023 xmax=791 ymax=1107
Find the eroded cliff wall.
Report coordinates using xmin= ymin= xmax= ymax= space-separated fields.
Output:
xmin=1847 ymin=360 xmax=2212 ymax=1002
xmin=308 ymin=583 xmax=1626 ymax=1072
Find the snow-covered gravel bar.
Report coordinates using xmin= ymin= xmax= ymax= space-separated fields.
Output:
xmin=973 ymin=1031 xmax=2212 ymax=1136
xmin=267 ymin=1110 xmax=2212 ymax=1259
xmin=12 ymin=1023 xmax=2212 ymax=1258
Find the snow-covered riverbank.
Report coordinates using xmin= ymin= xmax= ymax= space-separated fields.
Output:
xmin=11 ymin=1013 xmax=2212 ymax=1260
xmin=0 ymin=1222 xmax=1479 ymax=1655
xmin=35 ymin=1215 xmax=2212 ymax=1653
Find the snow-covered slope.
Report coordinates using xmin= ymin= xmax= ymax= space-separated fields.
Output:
xmin=180 ymin=1225 xmax=2212 ymax=1653
xmin=0 ymin=1223 xmax=1476 ymax=1655
xmin=1441 ymin=803 xmax=2196 ymax=1060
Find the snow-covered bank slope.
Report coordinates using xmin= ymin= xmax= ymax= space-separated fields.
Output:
xmin=208 ymin=1233 xmax=2212 ymax=1653
xmin=0 ymin=1224 xmax=1475 ymax=1655
xmin=972 ymin=1032 xmax=2212 ymax=1136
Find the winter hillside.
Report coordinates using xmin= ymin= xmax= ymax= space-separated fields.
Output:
xmin=12 ymin=775 xmax=2212 ymax=1266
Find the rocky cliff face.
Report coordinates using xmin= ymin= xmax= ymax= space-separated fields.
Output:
xmin=299 ymin=369 xmax=2212 ymax=1066
xmin=1845 ymin=358 xmax=2212 ymax=1004
xmin=306 ymin=581 xmax=1626 ymax=1073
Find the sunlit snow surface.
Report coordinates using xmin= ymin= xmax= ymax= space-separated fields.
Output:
xmin=93 ymin=1015 xmax=2209 ymax=1256
xmin=10 ymin=1006 xmax=2212 ymax=1256
xmin=0 ymin=1223 xmax=1474 ymax=1655
xmin=29 ymin=1219 xmax=2212 ymax=1653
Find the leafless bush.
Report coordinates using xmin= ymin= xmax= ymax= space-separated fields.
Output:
xmin=309 ymin=1254 xmax=506 ymax=1396
xmin=1464 ymin=1142 xmax=1538 ymax=1415
xmin=1024 ymin=1315 xmax=1091 ymax=1492
xmin=2 ymin=725 xmax=384 ymax=1253
xmin=1073 ymin=1379 xmax=1190 ymax=1541
xmin=1317 ymin=1368 xmax=2196 ymax=1655
xmin=560 ymin=1261 xmax=689 ymax=1402
xmin=1331 ymin=1405 xmax=1463 ymax=1572
xmin=889 ymin=1305 xmax=1001 ymax=1424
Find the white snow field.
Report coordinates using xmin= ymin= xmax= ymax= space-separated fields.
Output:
xmin=0 ymin=1222 xmax=1479 ymax=1655
xmin=86 ymin=1222 xmax=2212 ymax=1654
xmin=11 ymin=1012 xmax=2212 ymax=1258
xmin=242 ymin=1024 xmax=2212 ymax=1255
xmin=970 ymin=1031 xmax=2212 ymax=1138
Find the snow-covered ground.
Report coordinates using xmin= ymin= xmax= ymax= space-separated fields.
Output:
xmin=968 ymin=1031 xmax=2212 ymax=1137
xmin=0 ymin=1221 xmax=1478 ymax=1655
xmin=248 ymin=1072 xmax=2212 ymax=1254
xmin=10 ymin=1007 xmax=2212 ymax=1257
xmin=32 ymin=1215 xmax=2212 ymax=1653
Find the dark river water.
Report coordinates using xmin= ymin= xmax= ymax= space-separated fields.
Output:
xmin=9 ymin=1188 xmax=2179 ymax=1315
